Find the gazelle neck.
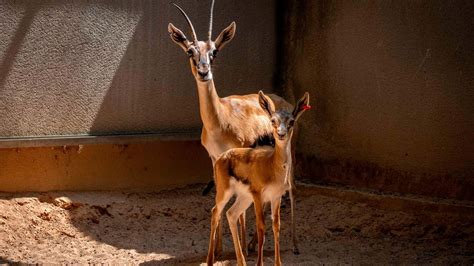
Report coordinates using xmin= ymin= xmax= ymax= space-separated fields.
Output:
xmin=273 ymin=138 xmax=292 ymax=184
xmin=196 ymin=79 xmax=221 ymax=130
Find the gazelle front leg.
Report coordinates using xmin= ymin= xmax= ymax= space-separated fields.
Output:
xmin=226 ymin=196 xmax=252 ymax=266
xmin=207 ymin=155 xmax=224 ymax=259
xmin=271 ymin=197 xmax=282 ymax=266
xmin=207 ymin=206 xmax=221 ymax=265
xmin=207 ymin=191 xmax=232 ymax=265
xmin=253 ymin=194 xmax=266 ymax=266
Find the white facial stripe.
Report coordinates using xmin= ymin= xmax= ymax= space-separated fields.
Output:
xmin=200 ymin=53 xmax=210 ymax=65
xmin=277 ymin=124 xmax=287 ymax=135
xmin=189 ymin=41 xmax=215 ymax=80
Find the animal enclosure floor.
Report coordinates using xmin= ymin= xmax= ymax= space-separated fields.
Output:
xmin=0 ymin=184 xmax=473 ymax=265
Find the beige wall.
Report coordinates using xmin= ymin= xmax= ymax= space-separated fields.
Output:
xmin=0 ymin=140 xmax=211 ymax=192
xmin=0 ymin=0 xmax=277 ymax=137
xmin=0 ymin=0 xmax=275 ymax=192
xmin=1 ymin=1 xmax=472 ymax=200
xmin=282 ymin=1 xmax=474 ymax=200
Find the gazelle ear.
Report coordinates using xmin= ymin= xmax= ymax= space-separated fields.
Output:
xmin=293 ymin=92 xmax=311 ymax=121
xmin=168 ymin=23 xmax=190 ymax=52
xmin=214 ymin=21 xmax=236 ymax=51
xmin=258 ymin=91 xmax=275 ymax=117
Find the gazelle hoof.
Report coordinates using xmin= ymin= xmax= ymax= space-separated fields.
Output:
xmin=214 ymin=247 xmax=222 ymax=259
xmin=237 ymin=259 xmax=247 ymax=266
xmin=242 ymin=247 xmax=248 ymax=257
xmin=247 ymin=239 xmax=256 ymax=253
xmin=292 ymin=246 xmax=300 ymax=255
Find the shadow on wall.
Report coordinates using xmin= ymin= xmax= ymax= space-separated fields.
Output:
xmin=0 ymin=3 xmax=41 ymax=90
xmin=0 ymin=0 xmax=277 ymax=137
xmin=88 ymin=1 xmax=200 ymax=135
xmin=89 ymin=0 xmax=278 ymax=135
xmin=0 ymin=3 xmax=42 ymax=134
xmin=0 ymin=1 xmax=145 ymax=136
xmin=0 ymin=1 xmax=199 ymax=137
xmin=283 ymin=0 xmax=474 ymax=200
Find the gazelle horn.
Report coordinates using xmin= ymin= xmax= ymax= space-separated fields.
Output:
xmin=172 ymin=3 xmax=199 ymax=44
xmin=208 ymin=0 xmax=215 ymax=41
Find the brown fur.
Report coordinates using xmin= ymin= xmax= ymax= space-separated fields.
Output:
xmin=169 ymin=4 xmax=302 ymax=257
xmin=218 ymin=94 xmax=293 ymax=146
xmin=206 ymin=92 xmax=310 ymax=266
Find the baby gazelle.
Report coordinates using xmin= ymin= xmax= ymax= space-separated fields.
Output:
xmin=207 ymin=91 xmax=310 ymax=266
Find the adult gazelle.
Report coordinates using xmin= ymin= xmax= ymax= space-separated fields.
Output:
xmin=168 ymin=0 xmax=300 ymax=256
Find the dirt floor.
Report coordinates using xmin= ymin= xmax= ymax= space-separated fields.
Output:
xmin=0 ymin=184 xmax=473 ymax=265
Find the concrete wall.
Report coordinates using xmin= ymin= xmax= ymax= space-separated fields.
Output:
xmin=1 ymin=0 xmax=472 ymax=199
xmin=282 ymin=1 xmax=474 ymax=200
xmin=0 ymin=0 xmax=274 ymax=192
xmin=0 ymin=140 xmax=211 ymax=192
xmin=0 ymin=0 xmax=276 ymax=137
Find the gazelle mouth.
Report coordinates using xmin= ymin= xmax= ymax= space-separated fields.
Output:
xmin=198 ymin=72 xmax=209 ymax=78
xmin=198 ymin=75 xmax=211 ymax=81
xmin=197 ymin=72 xmax=212 ymax=81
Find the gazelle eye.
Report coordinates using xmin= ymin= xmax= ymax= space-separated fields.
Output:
xmin=187 ymin=47 xmax=197 ymax=57
xmin=271 ymin=118 xmax=277 ymax=126
xmin=209 ymin=50 xmax=217 ymax=62
xmin=288 ymin=120 xmax=295 ymax=128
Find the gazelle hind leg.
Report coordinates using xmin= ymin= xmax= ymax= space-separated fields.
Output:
xmin=215 ymin=215 xmax=223 ymax=258
xmin=227 ymin=196 xmax=252 ymax=266
xmin=253 ymin=195 xmax=266 ymax=266
xmin=239 ymin=211 xmax=247 ymax=256
xmin=289 ymin=148 xmax=300 ymax=255
xmin=247 ymin=203 xmax=268 ymax=253
xmin=271 ymin=197 xmax=282 ymax=266
xmin=289 ymin=163 xmax=300 ymax=255
xmin=289 ymin=186 xmax=300 ymax=255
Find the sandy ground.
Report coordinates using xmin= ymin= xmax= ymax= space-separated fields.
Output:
xmin=0 ymin=184 xmax=473 ymax=265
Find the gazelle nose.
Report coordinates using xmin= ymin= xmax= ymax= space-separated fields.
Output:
xmin=199 ymin=62 xmax=209 ymax=69
xmin=278 ymin=133 xmax=286 ymax=138
xmin=198 ymin=62 xmax=210 ymax=77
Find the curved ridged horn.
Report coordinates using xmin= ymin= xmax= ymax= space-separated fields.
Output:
xmin=172 ymin=3 xmax=198 ymax=44
xmin=208 ymin=0 xmax=215 ymax=41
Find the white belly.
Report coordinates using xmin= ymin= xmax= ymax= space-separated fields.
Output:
xmin=230 ymin=178 xmax=253 ymax=198
xmin=262 ymin=184 xmax=287 ymax=203
xmin=201 ymin=129 xmax=241 ymax=164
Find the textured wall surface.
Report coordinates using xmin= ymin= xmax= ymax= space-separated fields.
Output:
xmin=0 ymin=140 xmax=211 ymax=192
xmin=282 ymin=1 xmax=474 ymax=200
xmin=0 ymin=0 xmax=276 ymax=137
xmin=2 ymin=0 xmax=473 ymax=198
